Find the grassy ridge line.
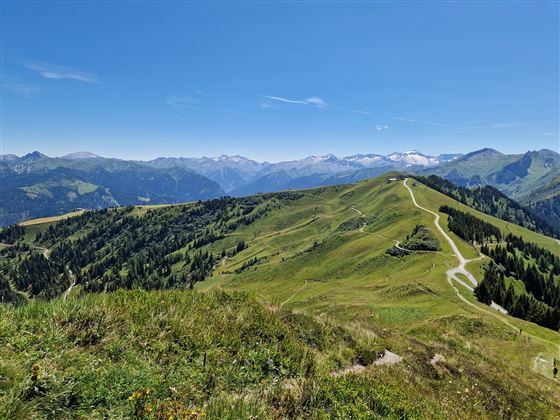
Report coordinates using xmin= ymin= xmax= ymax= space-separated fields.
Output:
xmin=17 ymin=202 xmax=184 ymax=227
xmin=207 ymin=176 xmax=560 ymax=384
xmin=7 ymin=177 xmax=560 ymax=368
xmin=18 ymin=210 xmax=86 ymax=226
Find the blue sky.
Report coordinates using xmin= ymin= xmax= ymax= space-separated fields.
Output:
xmin=1 ymin=1 xmax=558 ymax=161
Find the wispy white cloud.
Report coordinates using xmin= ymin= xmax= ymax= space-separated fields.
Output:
xmin=262 ymin=95 xmax=327 ymax=108
xmin=492 ymin=122 xmax=531 ymax=128
xmin=540 ymin=131 xmax=558 ymax=137
xmin=391 ymin=116 xmax=418 ymax=123
xmin=2 ymin=78 xmax=40 ymax=97
xmin=347 ymin=109 xmax=374 ymax=116
xmin=305 ymin=96 xmax=327 ymax=108
xmin=24 ymin=62 xmax=99 ymax=83
xmin=262 ymin=95 xmax=308 ymax=105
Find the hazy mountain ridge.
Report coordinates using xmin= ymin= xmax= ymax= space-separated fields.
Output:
xmin=144 ymin=150 xmax=460 ymax=192
xmin=0 ymin=154 xmax=225 ymax=225
xmin=2 ymin=148 xmax=558 ymax=227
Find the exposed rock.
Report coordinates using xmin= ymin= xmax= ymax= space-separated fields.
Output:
xmin=430 ymin=353 xmax=446 ymax=366
xmin=373 ymin=350 xmax=402 ymax=366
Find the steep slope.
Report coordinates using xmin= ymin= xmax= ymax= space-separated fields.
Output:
xmin=524 ymin=172 xmax=560 ymax=228
xmin=232 ymin=167 xmax=396 ymax=197
xmin=490 ymin=149 xmax=560 ymax=199
xmin=423 ymin=148 xmax=560 ymax=201
xmin=421 ymin=148 xmax=519 ymax=186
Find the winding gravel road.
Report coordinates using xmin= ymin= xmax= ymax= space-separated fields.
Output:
xmin=402 ymin=179 xmax=479 ymax=289
xmin=402 ymin=179 xmax=560 ymax=380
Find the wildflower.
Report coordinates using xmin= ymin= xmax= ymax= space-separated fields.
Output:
xmin=128 ymin=390 xmax=143 ymax=401
xmin=32 ymin=363 xmax=41 ymax=382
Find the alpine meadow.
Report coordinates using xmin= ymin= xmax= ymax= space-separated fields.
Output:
xmin=1 ymin=2 xmax=559 ymax=419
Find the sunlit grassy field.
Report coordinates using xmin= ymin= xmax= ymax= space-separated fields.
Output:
xmin=198 ymin=176 xmax=560 ymax=390
xmin=6 ymin=174 xmax=560 ymax=417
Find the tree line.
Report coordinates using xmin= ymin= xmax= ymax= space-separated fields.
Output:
xmin=441 ymin=205 xmax=560 ymax=330
xmin=475 ymin=262 xmax=560 ymax=330
xmin=0 ymin=194 xmax=279 ymax=303
xmin=415 ymin=175 xmax=559 ymax=238
xmin=439 ymin=205 xmax=502 ymax=244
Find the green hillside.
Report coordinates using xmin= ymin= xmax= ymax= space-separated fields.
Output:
xmin=1 ymin=174 xmax=560 ymax=417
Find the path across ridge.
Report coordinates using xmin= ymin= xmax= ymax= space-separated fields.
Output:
xmin=402 ymin=178 xmax=559 ymax=379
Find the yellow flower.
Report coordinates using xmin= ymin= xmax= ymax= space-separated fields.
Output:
xmin=32 ymin=363 xmax=42 ymax=381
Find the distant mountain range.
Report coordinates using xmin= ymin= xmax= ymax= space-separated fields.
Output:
xmin=1 ymin=148 xmax=558 ymax=228
xmin=0 ymin=152 xmax=224 ymax=226
xmin=142 ymin=150 xmax=462 ymax=195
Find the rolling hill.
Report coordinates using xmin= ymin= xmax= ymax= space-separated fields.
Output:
xmin=1 ymin=173 xmax=560 ymax=417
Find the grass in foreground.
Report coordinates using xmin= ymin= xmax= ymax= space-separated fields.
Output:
xmin=1 ymin=290 xmax=560 ymax=418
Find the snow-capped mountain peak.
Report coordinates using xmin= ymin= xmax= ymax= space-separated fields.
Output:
xmin=387 ymin=150 xmax=438 ymax=166
xmin=343 ymin=154 xmax=386 ymax=166
xmin=305 ymin=153 xmax=337 ymax=162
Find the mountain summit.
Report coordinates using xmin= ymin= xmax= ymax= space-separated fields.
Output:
xmin=62 ymin=151 xmax=101 ymax=159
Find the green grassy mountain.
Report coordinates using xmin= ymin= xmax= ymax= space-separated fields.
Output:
xmin=1 ymin=174 xmax=560 ymax=417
